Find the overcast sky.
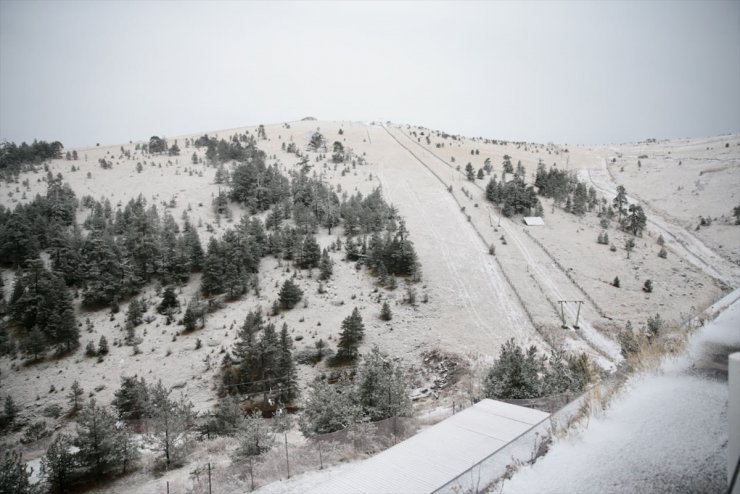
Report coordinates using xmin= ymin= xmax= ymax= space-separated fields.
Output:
xmin=1 ymin=1 xmax=738 ymax=147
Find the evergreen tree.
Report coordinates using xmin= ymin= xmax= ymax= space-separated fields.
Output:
xmin=157 ymin=286 xmax=180 ymax=315
xmin=624 ymin=204 xmax=647 ymax=236
xmin=41 ymin=433 xmax=75 ymax=494
xmin=10 ymin=261 xmax=78 ymax=354
xmin=210 ymin=395 xmax=245 ymax=436
xmin=299 ymin=374 xmax=359 ymax=435
xmin=182 ymin=224 xmax=204 ymax=271
xmin=572 ymin=182 xmax=588 ymax=215
xmin=647 ymin=313 xmax=663 ymax=339
xmin=75 ymin=399 xmax=118 ymax=479
xmin=234 ymin=411 xmax=274 ymax=491
xmin=201 ymin=237 xmax=225 ymax=296
xmin=625 ymin=238 xmax=635 ymax=259
xmin=80 ymin=230 xmax=130 ymax=307
xmin=380 ymin=301 xmax=392 ymax=321
xmin=0 ymin=449 xmax=33 ymax=494
xmin=182 ymin=303 xmax=198 ymax=331
xmin=337 ymin=308 xmax=365 ymax=360
xmin=278 ymin=279 xmax=303 ymax=310
xmin=299 ymin=235 xmax=321 ymax=269
xmin=67 ymin=380 xmax=84 ymax=412
xmin=612 ymin=276 xmax=620 ymax=288
xmin=483 ymin=339 xmax=545 ymax=399
xmin=126 ymin=298 xmax=143 ymax=327
xmin=277 ymin=323 xmax=298 ymax=403
xmin=465 ymin=163 xmax=475 ymax=181
xmin=97 ymin=335 xmax=109 ymax=356
xmin=149 ymin=380 xmax=194 ymax=469
xmin=613 ymin=185 xmax=628 ymax=222
xmin=356 ymin=346 xmax=410 ymax=422
xmin=318 ymin=248 xmax=333 ymax=281
xmin=502 ymin=155 xmax=514 ymax=174
xmin=112 ymin=375 xmax=149 ymax=420
xmin=1 ymin=396 xmax=18 ymax=429
xmin=618 ymin=322 xmax=639 ymax=358
xmin=20 ymin=326 xmax=47 ymax=360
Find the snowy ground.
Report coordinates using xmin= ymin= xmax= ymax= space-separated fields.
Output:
xmin=1 ymin=121 xmax=738 ymax=492
xmin=501 ymin=289 xmax=740 ymax=494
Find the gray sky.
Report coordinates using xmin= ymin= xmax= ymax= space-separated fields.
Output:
xmin=1 ymin=0 xmax=738 ymax=148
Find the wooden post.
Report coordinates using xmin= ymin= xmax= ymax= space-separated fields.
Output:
xmin=208 ymin=463 xmax=212 ymax=494
xmin=166 ymin=481 xmax=169 ymax=494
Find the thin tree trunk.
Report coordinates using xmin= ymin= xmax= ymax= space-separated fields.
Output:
xmin=284 ymin=432 xmax=290 ymax=478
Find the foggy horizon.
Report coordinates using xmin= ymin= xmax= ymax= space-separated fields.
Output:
xmin=1 ymin=0 xmax=739 ymax=148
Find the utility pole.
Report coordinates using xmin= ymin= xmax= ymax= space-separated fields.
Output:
xmin=558 ymin=300 xmax=585 ymax=329
xmin=573 ymin=301 xmax=584 ymax=329
xmin=558 ymin=300 xmax=568 ymax=328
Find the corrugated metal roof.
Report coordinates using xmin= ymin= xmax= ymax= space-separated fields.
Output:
xmin=523 ymin=216 xmax=545 ymax=226
xmin=306 ymin=399 xmax=549 ymax=494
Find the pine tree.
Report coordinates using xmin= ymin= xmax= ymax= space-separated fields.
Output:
xmin=234 ymin=411 xmax=274 ymax=491
xmin=356 ymin=346 xmax=410 ymax=422
xmin=625 ymin=238 xmax=635 ymax=258
xmin=113 ymin=425 xmax=139 ymax=475
xmin=572 ymin=182 xmax=588 ymax=215
xmin=318 ymin=249 xmax=333 ymax=281
xmin=41 ymin=433 xmax=75 ymax=494
xmin=20 ymin=327 xmax=47 ymax=360
xmin=647 ymin=313 xmax=663 ymax=339
xmin=0 ymin=449 xmax=33 ymax=494
xmin=2 ymin=396 xmax=18 ymax=428
xmin=380 ymin=301 xmax=392 ymax=321
xmin=210 ymin=395 xmax=245 ymax=436
xmin=337 ymin=308 xmax=365 ymax=360
xmin=613 ymin=185 xmax=628 ymax=222
xmin=112 ymin=376 xmax=149 ymax=420
xmin=299 ymin=374 xmax=359 ymax=435
xmin=157 ymin=286 xmax=180 ymax=315
xmin=75 ymin=399 xmax=118 ymax=479
xmin=126 ymin=298 xmax=143 ymax=327
xmin=277 ymin=323 xmax=298 ymax=403
xmin=10 ymin=261 xmax=78 ymax=353
xmin=618 ymin=322 xmax=639 ymax=358
xmin=182 ymin=303 xmax=198 ymax=331
xmin=149 ymin=380 xmax=194 ymax=469
xmin=483 ymin=339 xmax=547 ymax=399
xmin=624 ymin=204 xmax=647 ymax=236
xmin=97 ymin=335 xmax=109 ymax=356
xmin=67 ymin=380 xmax=84 ymax=412
xmin=612 ymin=276 xmax=620 ymax=288
xmin=278 ymin=279 xmax=303 ymax=310
xmin=201 ymin=237 xmax=225 ymax=296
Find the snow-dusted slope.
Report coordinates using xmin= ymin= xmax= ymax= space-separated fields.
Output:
xmin=502 ymin=289 xmax=740 ymax=493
